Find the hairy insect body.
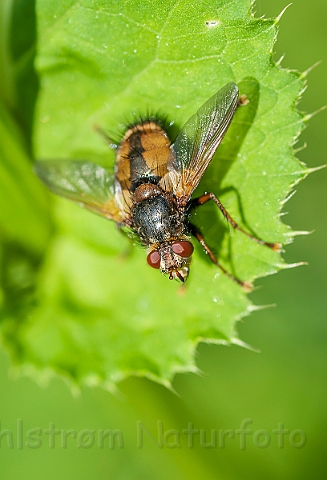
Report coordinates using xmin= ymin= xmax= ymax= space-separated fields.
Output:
xmin=116 ymin=121 xmax=171 ymax=195
xmin=119 ymin=122 xmax=191 ymax=280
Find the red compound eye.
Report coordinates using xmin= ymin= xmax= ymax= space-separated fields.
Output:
xmin=147 ymin=250 xmax=161 ymax=269
xmin=171 ymin=241 xmax=194 ymax=258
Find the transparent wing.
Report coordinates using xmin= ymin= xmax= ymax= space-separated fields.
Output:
xmin=34 ymin=159 xmax=124 ymax=223
xmin=170 ymin=82 xmax=239 ymax=199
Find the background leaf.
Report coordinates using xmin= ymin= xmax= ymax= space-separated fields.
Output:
xmin=0 ymin=0 xmax=51 ymax=334
xmin=0 ymin=0 xmax=38 ymax=142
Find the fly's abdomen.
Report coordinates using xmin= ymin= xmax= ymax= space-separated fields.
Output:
xmin=115 ymin=121 xmax=171 ymax=193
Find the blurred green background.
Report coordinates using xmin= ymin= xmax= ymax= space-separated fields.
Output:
xmin=0 ymin=0 xmax=326 ymax=478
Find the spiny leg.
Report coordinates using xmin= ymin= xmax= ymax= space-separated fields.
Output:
xmin=189 ymin=223 xmax=252 ymax=291
xmin=190 ymin=193 xmax=281 ymax=251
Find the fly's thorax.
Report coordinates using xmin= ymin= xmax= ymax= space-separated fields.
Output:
xmin=132 ymin=183 xmax=162 ymax=203
xmin=131 ymin=185 xmax=184 ymax=244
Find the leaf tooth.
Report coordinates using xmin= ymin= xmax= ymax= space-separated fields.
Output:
xmin=293 ymin=142 xmax=307 ymax=153
xmin=303 ymin=105 xmax=327 ymax=122
xmin=283 ymin=230 xmax=314 ymax=237
xmin=231 ymin=337 xmax=260 ymax=353
xmin=274 ymin=4 xmax=292 ymax=25
xmin=303 ymin=164 xmax=327 ymax=174
xmin=247 ymin=303 xmax=276 ymax=312
xmin=275 ymin=54 xmax=285 ymax=66
xmin=276 ymin=261 xmax=308 ymax=270
xmin=300 ymin=61 xmax=322 ymax=79
xmin=280 ymin=189 xmax=297 ymax=206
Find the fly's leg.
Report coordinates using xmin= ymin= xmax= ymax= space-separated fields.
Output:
xmin=189 ymin=223 xmax=252 ymax=291
xmin=190 ymin=193 xmax=281 ymax=251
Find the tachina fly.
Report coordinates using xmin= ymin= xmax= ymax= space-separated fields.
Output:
xmin=35 ymin=82 xmax=281 ymax=289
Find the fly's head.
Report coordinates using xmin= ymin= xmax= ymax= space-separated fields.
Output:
xmin=147 ymin=240 xmax=194 ymax=283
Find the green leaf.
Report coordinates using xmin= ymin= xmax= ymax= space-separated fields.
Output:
xmin=0 ymin=0 xmax=38 ymax=141
xmin=0 ymin=0 xmax=51 ymax=342
xmin=2 ymin=0 xmax=309 ymax=388
xmin=0 ymin=103 xmax=51 ymax=254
